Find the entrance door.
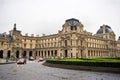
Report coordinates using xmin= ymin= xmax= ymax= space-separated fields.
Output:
xmin=0 ymin=50 xmax=3 ymax=58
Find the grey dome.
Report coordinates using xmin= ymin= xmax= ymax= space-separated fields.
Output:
xmin=96 ymin=25 xmax=113 ymax=34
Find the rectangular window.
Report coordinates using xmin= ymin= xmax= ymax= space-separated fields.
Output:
xmin=1 ymin=42 xmax=3 ymax=46
xmin=17 ymin=43 xmax=19 ymax=47
xmin=30 ymin=44 xmax=32 ymax=49
xmin=35 ymin=44 xmax=37 ymax=48
xmin=0 ymin=42 xmax=1 ymax=47
xmin=0 ymin=42 xmax=4 ymax=47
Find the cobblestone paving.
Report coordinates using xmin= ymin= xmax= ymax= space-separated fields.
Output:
xmin=0 ymin=61 xmax=120 ymax=80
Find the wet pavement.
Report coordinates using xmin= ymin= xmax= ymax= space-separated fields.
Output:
xmin=0 ymin=61 xmax=120 ymax=80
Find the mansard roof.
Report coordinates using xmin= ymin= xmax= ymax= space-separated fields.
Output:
xmin=96 ymin=25 xmax=114 ymax=34
xmin=0 ymin=33 xmax=12 ymax=42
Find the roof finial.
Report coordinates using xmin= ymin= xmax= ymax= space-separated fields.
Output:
xmin=13 ymin=23 xmax=16 ymax=31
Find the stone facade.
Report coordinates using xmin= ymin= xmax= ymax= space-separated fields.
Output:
xmin=0 ymin=18 xmax=120 ymax=59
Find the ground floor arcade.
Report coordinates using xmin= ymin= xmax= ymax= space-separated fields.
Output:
xmin=0 ymin=48 xmax=120 ymax=59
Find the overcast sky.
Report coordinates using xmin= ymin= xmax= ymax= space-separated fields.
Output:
xmin=0 ymin=0 xmax=120 ymax=39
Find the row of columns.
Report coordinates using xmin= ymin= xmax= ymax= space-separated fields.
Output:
xmin=88 ymin=50 xmax=109 ymax=58
xmin=0 ymin=49 xmax=58 ymax=59
xmin=21 ymin=50 xmax=58 ymax=59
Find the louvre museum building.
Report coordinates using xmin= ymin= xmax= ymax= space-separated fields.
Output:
xmin=0 ymin=18 xmax=120 ymax=59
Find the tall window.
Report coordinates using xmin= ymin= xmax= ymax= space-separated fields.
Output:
xmin=0 ymin=42 xmax=4 ymax=47
xmin=35 ymin=44 xmax=37 ymax=48
xmin=17 ymin=43 xmax=19 ymax=48
xmin=65 ymin=40 xmax=67 ymax=46
xmin=71 ymin=41 xmax=72 ymax=46
xmin=1 ymin=42 xmax=3 ymax=46
xmin=30 ymin=44 xmax=32 ymax=49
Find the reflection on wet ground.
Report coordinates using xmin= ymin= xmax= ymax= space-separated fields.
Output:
xmin=0 ymin=61 xmax=120 ymax=80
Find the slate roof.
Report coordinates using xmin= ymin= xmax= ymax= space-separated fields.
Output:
xmin=96 ymin=25 xmax=114 ymax=34
xmin=0 ymin=34 xmax=12 ymax=42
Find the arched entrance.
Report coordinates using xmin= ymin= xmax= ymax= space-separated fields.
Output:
xmin=55 ymin=50 xmax=57 ymax=57
xmin=41 ymin=51 xmax=43 ymax=57
xmin=48 ymin=51 xmax=50 ymax=57
xmin=29 ymin=51 xmax=32 ymax=58
xmin=23 ymin=51 xmax=27 ymax=58
xmin=65 ymin=49 xmax=67 ymax=57
xmin=44 ymin=51 xmax=46 ymax=57
xmin=16 ymin=50 xmax=19 ymax=58
xmin=35 ymin=51 xmax=37 ymax=59
xmin=7 ymin=50 xmax=11 ymax=58
xmin=35 ymin=51 xmax=37 ymax=56
xmin=0 ymin=50 xmax=3 ymax=58
xmin=51 ymin=50 xmax=53 ymax=57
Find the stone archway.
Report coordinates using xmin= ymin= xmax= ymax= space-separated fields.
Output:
xmin=23 ymin=51 xmax=27 ymax=58
xmin=0 ymin=50 xmax=3 ymax=58
xmin=35 ymin=51 xmax=37 ymax=59
xmin=16 ymin=50 xmax=19 ymax=58
xmin=29 ymin=51 xmax=32 ymax=58
xmin=65 ymin=49 xmax=68 ymax=58
xmin=41 ymin=51 xmax=43 ymax=57
xmin=7 ymin=50 xmax=11 ymax=58
xmin=44 ymin=51 xmax=46 ymax=57
xmin=48 ymin=51 xmax=50 ymax=57
xmin=55 ymin=50 xmax=57 ymax=57
xmin=51 ymin=50 xmax=53 ymax=57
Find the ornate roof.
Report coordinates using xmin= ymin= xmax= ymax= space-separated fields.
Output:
xmin=66 ymin=18 xmax=79 ymax=22
xmin=66 ymin=18 xmax=80 ymax=30
xmin=0 ymin=34 xmax=12 ymax=42
xmin=66 ymin=18 xmax=79 ymax=26
xmin=0 ymin=34 xmax=4 ymax=38
xmin=96 ymin=25 xmax=114 ymax=34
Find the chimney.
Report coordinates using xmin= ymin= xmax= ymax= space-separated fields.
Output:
xmin=36 ymin=35 xmax=39 ymax=37
xmin=42 ymin=34 xmax=45 ymax=36
xmin=3 ymin=32 xmax=6 ymax=37
xmin=102 ymin=24 xmax=106 ymax=34
xmin=31 ymin=34 xmax=34 ymax=37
